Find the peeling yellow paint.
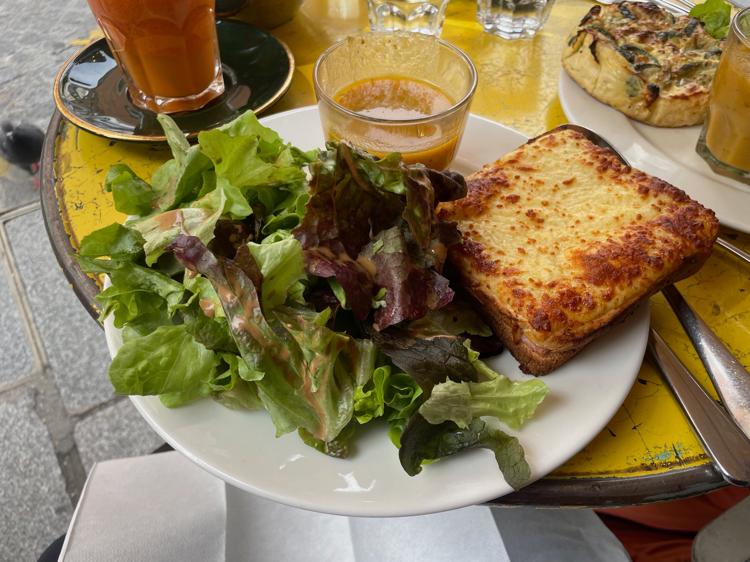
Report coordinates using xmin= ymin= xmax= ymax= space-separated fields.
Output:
xmin=69 ymin=28 xmax=104 ymax=46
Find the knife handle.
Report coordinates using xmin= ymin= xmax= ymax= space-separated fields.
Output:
xmin=662 ymin=284 xmax=750 ymax=442
xmin=649 ymin=330 xmax=750 ymax=487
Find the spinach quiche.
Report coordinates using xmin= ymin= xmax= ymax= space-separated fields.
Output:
xmin=562 ymin=2 xmax=723 ymax=127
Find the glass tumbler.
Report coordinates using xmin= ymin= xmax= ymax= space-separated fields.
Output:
xmin=477 ymin=0 xmax=556 ymax=40
xmin=87 ymin=0 xmax=225 ymax=113
xmin=696 ymin=7 xmax=750 ymax=183
xmin=313 ymin=32 xmax=477 ymax=169
xmin=367 ymin=0 xmax=450 ymax=36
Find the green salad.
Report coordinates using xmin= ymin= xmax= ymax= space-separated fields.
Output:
xmin=77 ymin=111 xmax=548 ymax=489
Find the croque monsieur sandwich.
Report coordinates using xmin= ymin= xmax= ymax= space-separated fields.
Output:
xmin=438 ymin=125 xmax=719 ymax=375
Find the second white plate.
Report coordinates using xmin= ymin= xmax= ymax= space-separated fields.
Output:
xmin=559 ymin=70 xmax=750 ymax=234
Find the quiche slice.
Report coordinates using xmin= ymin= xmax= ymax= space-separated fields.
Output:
xmin=562 ymin=1 xmax=723 ymax=127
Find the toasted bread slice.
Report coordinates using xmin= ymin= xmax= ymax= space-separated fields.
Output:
xmin=438 ymin=126 xmax=719 ymax=375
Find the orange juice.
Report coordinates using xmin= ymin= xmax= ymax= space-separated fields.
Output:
xmin=87 ymin=0 xmax=224 ymax=113
xmin=332 ymin=76 xmax=459 ymax=169
xmin=704 ymin=26 xmax=750 ymax=172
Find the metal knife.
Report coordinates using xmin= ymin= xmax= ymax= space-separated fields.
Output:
xmin=648 ymin=329 xmax=750 ymax=486
xmin=662 ymin=285 xmax=750 ymax=442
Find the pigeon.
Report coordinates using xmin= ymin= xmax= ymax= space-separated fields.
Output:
xmin=1 ymin=121 xmax=44 ymax=173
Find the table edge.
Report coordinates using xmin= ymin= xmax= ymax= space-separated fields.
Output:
xmin=41 ymin=110 xmax=101 ymax=323
xmin=488 ymin=463 xmax=725 ymax=507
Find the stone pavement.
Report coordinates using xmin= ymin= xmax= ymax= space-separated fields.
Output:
xmin=0 ymin=2 xmax=163 ymax=559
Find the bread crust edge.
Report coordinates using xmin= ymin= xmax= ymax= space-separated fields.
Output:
xmin=455 ymin=247 xmax=714 ymax=376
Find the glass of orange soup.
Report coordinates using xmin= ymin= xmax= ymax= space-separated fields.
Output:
xmin=87 ymin=0 xmax=225 ymax=114
xmin=696 ymin=7 xmax=750 ymax=183
xmin=313 ymin=33 xmax=477 ymax=170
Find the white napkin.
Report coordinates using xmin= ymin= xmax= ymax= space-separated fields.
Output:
xmin=59 ymin=452 xmax=226 ymax=562
xmin=60 ymin=451 xmax=629 ymax=562
xmin=225 ymin=489 xmax=509 ymax=562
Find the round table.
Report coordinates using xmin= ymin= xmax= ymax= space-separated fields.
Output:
xmin=41 ymin=0 xmax=750 ymax=506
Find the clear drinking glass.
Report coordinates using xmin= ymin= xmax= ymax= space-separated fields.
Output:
xmin=367 ymin=0 xmax=450 ymax=36
xmin=477 ymin=0 xmax=556 ymax=40
xmin=696 ymin=7 xmax=750 ymax=183
xmin=313 ymin=32 xmax=477 ymax=169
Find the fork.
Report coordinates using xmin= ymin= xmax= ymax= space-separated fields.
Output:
xmin=596 ymin=0 xmax=750 ymax=11
xmin=594 ymin=0 xmax=692 ymax=14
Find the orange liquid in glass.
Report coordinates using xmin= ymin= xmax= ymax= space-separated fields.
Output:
xmin=704 ymin=34 xmax=750 ymax=172
xmin=87 ymin=0 xmax=223 ymax=112
xmin=333 ymin=76 xmax=459 ymax=169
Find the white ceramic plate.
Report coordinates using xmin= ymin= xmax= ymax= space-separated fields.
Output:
xmin=559 ymin=70 xmax=750 ymax=234
xmin=104 ymin=106 xmax=650 ymax=517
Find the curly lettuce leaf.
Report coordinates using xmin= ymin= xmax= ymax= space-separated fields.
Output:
xmin=363 ymin=226 xmax=453 ymax=330
xmin=201 ymin=176 xmax=253 ymax=220
xmin=97 ymin=286 xmax=167 ymax=329
xmin=406 ymin=303 xmax=492 ymax=337
xmin=293 ymin=142 xmax=465 ymax=325
xmin=180 ymin=304 xmax=237 ymax=353
xmin=689 ymin=0 xmax=731 ymax=39
xmin=130 ymin=182 xmax=242 ymax=266
xmin=418 ymin=341 xmax=547 ymax=430
xmin=78 ymin=223 xmax=144 ymax=262
xmin=78 ymin=257 xmax=185 ymax=327
xmin=152 ymin=115 xmax=213 ymax=210
xmin=372 ymin=330 xmax=481 ymax=395
xmin=183 ymin=273 xmax=224 ymax=319
xmin=211 ymin=353 xmax=264 ymax=410
xmin=298 ymin=422 xmax=356 ymax=458
xmin=104 ymin=164 xmax=157 ymax=216
xmin=353 ymin=364 xmax=423 ymax=425
xmin=109 ymin=324 xmax=220 ymax=404
xmin=419 ymin=374 xmax=549 ymax=430
xmin=246 ymin=235 xmax=306 ymax=311
xmin=170 ymin=234 xmax=376 ymax=445
xmin=375 ymin=325 xmax=544 ymax=483
xmin=198 ymin=127 xmax=306 ymax=190
xmin=399 ymin=416 xmax=531 ymax=489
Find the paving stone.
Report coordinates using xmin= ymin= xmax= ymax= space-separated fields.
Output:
xmin=75 ymin=399 xmax=164 ymax=473
xmin=0 ymin=389 xmax=72 ymax=560
xmin=0 ymin=159 xmax=40 ymax=213
xmin=0 ymin=0 xmax=96 ymax=130
xmin=0 ymin=243 xmax=35 ymax=386
xmin=6 ymin=210 xmax=114 ymax=413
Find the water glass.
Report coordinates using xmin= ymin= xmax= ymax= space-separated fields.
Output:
xmin=367 ymin=0 xmax=450 ymax=36
xmin=477 ymin=0 xmax=556 ymax=40
xmin=696 ymin=7 xmax=750 ymax=183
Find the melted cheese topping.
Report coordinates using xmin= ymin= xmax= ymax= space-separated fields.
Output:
xmin=438 ymin=128 xmax=718 ymax=348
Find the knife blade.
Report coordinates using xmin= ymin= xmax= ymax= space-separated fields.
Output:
xmin=662 ymin=284 xmax=750 ymax=442
xmin=648 ymin=329 xmax=750 ymax=487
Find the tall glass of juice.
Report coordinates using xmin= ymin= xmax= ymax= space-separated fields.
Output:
xmin=87 ymin=0 xmax=225 ymax=114
xmin=696 ymin=7 xmax=750 ymax=183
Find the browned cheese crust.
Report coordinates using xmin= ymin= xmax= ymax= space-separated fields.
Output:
xmin=438 ymin=127 xmax=719 ymax=375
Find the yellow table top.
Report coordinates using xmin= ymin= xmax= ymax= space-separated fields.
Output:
xmin=49 ymin=0 xmax=750 ymax=491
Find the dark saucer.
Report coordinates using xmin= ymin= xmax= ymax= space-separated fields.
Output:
xmin=53 ymin=19 xmax=294 ymax=142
